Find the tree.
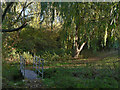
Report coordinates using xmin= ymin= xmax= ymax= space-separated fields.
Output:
xmin=2 ymin=2 xmax=120 ymax=59
xmin=1 ymin=2 xmax=33 ymax=32
xmin=1 ymin=2 xmax=34 ymax=59
xmin=55 ymin=2 xmax=120 ymax=58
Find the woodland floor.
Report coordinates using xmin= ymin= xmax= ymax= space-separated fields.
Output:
xmin=2 ymin=50 xmax=120 ymax=88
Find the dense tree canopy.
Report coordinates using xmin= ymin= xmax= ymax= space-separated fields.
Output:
xmin=2 ymin=2 xmax=120 ymax=58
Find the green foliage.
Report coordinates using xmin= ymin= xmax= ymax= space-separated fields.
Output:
xmin=60 ymin=53 xmax=72 ymax=60
xmin=2 ymin=2 xmax=120 ymax=60
xmin=17 ymin=26 xmax=60 ymax=54
xmin=2 ymin=2 xmax=120 ymax=89
xmin=41 ymin=51 xmax=72 ymax=65
xmin=22 ymin=52 xmax=33 ymax=64
xmin=41 ymin=51 xmax=53 ymax=61
xmin=51 ymin=53 xmax=60 ymax=61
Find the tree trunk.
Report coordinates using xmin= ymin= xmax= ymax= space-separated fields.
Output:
xmin=118 ymin=47 xmax=120 ymax=58
xmin=74 ymin=42 xmax=86 ymax=58
xmin=73 ymin=25 xmax=86 ymax=58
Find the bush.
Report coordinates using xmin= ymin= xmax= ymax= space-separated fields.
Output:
xmin=61 ymin=53 xmax=72 ymax=60
xmin=41 ymin=51 xmax=53 ymax=61
xmin=22 ymin=52 xmax=33 ymax=64
xmin=51 ymin=53 xmax=60 ymax=61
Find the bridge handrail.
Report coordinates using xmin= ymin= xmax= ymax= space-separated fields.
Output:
xmin=20 ymin=55 xmax=25 ymax=76
xmin=20 ymin=55 xmax=44 ymax=79
xmin=33 ymin=55 xmax=44 ymax=79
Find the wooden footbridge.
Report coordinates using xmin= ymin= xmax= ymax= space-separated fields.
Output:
xmin=20 ymin=55 xmax=44 ymax=80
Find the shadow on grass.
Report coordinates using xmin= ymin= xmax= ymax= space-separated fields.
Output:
xmin=2 ymin=61 xmax=25 ymax=89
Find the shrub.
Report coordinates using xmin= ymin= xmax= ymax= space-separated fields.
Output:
xmin=22 ymin=52 xmax=33 ymax=64
xmin=41 ymin=51 xmax=53 ymax=61
xmin=51 ymin=53 xmax=60 ymax=61
xmin=61 ymin=53 xmax=72 ymax=60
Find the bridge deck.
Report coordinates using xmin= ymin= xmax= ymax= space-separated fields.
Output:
xmin=21 ymin=69 xmax=40 ymax=80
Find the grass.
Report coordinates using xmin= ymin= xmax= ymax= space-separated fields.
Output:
xmin=2 ymin=50 xmax=120 ymax=88
xmin=2 ymin=61 xmax=25 ymax=89
xmin=42 ymin=68 xmax=119 ymax=88
xmin=41 ymin=56 xmax=120 ymax=88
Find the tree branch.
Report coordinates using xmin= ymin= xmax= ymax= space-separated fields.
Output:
xmin=2 ymin=2 xmax=14 ymax=22
xmin=78 ymin=42 xmax=86 ymax=52
xmin=2 ymin=2 xmax=33 ymax=32
xmin=2 ymin=22 xmax=27 ymax=32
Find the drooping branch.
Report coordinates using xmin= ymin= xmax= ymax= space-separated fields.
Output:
xmin=15 ymin=2 xmax=27 ymax=22
xmin=16 ymin=2 xmax=33 ymax=21
xmin=2 ymin=22 xmax=27 ymax=32
xmin=12 ymin=2 xmax=33 ymax=25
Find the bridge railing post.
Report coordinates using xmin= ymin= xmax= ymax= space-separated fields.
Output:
xmin=23 ymin=57 xmax=25 ymax=76
xmin=33 ymin=56 xmax=34 ymax=71
xmin=20 ymin=56 xmax=22 ymax=70
xmin=41 ymin=59 xmax=44 ymax=79
xmin=20 ymin=55 xmax=26 ymax=78
xmin=36 ymin=56 xmax=37 ymax=73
